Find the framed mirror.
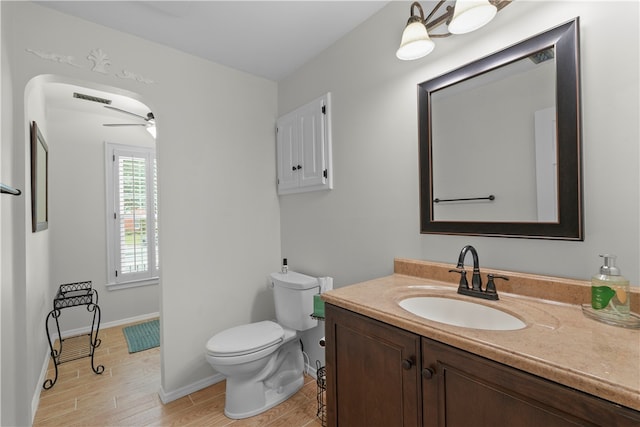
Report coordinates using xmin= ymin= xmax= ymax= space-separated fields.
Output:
xmin=31 ymin=121 xmax=48 ymax=232
xmin=418 ymin=18 xmax=582 ymax=240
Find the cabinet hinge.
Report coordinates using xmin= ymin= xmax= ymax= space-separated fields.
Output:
xmin=115 ymin=270 xmax=118 ymax=277
xmin=323 ymin=169 xmax=328 ymax=178
xmin=322 ymin=105 xmax=326 ymax=115
xmin=113 ymin=154 xmax=116 ymax=162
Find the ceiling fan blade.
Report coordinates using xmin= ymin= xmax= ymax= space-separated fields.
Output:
xmin=104 ymin=105 xmax=149 ymax=121
xmin=103 ymin=123 xmax=148 ymax=127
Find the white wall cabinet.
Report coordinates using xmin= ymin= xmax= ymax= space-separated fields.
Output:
xmin=276 ymin=93 xmax=332 ymax=195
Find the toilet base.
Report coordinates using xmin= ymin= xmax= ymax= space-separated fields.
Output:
xmin=223 ymin=339 xmax=305 ymax=419
xmin=224 ymin=374 xmax=304 ymax=419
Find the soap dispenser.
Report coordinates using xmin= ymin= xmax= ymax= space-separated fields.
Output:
xmin=591 ymin=254 xmax=629 ymax=317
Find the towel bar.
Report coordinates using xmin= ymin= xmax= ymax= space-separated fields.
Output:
xmin=0 ymin=183 xmax=21 ymax=196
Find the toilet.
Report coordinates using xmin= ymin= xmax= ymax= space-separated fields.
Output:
xmin=205 ymin=271 xmax=320 ymax=419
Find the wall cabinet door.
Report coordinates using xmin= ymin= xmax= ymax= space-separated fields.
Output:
xmin=276 ymin=93 xmax=332 ymax=195
xmin=275 ymin=112 xmax=299 ymax=193
xmin=326 ymin=304 xmax=422 ymax=427
xmin=422 ymin=337 xmax=640 ymax=427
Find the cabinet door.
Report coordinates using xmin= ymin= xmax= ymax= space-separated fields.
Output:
xmin=297 ymin=98 xmax=327 ymax=188
xmin=276 ymin=93 xmax=332 ymax=195
xmin=422 ymin=338 xmax=640 ymax=427
xmin=326 ymin=304 xmax=422 ymax=427
xmin=276 ymin=112 xmax=299 ymax=192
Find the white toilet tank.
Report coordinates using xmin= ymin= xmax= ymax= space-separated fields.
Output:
xmin=270 ymin=271 xmax=320 ymax=331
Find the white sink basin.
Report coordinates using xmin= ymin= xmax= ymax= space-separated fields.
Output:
xmin=399 ymin=297 xmax=526 ymax=331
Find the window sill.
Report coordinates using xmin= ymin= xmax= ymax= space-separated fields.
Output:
xmin=106 ymin=277 xmax=159 ymax=291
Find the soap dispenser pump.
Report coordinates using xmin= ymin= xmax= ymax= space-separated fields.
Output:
xmin=591 ymin=254 xmax=629 ymax=317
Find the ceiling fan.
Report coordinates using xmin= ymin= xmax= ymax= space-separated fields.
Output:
xmin=103 ymin=105 xmax=155 ymax=128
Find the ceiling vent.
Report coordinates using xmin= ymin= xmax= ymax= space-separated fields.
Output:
xmin=73 ymin=92 xmax=112 ymax=105
xmin=529 ymin=48 xmax=555 ymax=64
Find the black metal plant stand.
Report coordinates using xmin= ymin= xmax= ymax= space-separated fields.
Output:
xmin=43 ymin=281 xmax=104 ymax=390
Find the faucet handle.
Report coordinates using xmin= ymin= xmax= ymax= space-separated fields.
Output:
xmin=449 ymin=269 xmax=469 ymax=290
xmin=486 ymin=274 xmax=509 ymax=295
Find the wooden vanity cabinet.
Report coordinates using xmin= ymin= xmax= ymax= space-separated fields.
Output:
xmin=422 ymin=337 xmax=640 ymax=427
xmin=325 ymin=304 xmax=422 ymax=427
xmin=325 ymin=303 xmax=640 ymax=427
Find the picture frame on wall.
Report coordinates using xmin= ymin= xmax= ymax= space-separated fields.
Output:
xmin=31 ymin=121 xmax=48 ymax=232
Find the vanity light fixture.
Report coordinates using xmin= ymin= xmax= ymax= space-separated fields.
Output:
xmin=396 ymin=0 xmax=512 ymax=60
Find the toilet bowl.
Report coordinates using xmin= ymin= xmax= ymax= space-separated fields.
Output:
xmin=205 ymin=271 xmax=320 ymax=419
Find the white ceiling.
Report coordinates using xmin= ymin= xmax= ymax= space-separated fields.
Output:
xmin=37 ymin=1 xmax=392 ymax=82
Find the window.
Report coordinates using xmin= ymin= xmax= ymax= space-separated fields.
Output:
xmin=106 ymin=143 xmax=158 ymax=289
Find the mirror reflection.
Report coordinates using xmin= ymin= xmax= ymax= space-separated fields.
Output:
xmin=31 ymin=121 xmax=49 ymax=232
xmin=431 ymin=50 xmax=557 ymax=222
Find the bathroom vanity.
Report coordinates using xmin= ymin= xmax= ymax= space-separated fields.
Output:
xmin=322 ymin=259 xmax=640 ymax=426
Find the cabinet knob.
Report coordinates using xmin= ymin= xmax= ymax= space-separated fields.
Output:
xmin=422 ymin=368 xmax=434 ymax=379
xmin=401 ymin=359 xmax=413 ymax=370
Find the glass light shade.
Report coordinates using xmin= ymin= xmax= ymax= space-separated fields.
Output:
xmin=448 ymin=0 xmax=497 ymax=35
xmin=396 ymin=20 xmax=435 ymax=60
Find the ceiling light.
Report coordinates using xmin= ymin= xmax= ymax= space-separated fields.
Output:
xmin=396 ymin=3 xmax=435 ymax=60
xmin=396 ymin=1 xmax=512 ymax=60
xmin=449 ymin=0 xmax=497 ymax=34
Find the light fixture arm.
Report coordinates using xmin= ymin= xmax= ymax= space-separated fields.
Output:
xmin=410 ymin=1 xmax=425 ymax=22
xmin=424 ymin=1 xmax=447 ymax=27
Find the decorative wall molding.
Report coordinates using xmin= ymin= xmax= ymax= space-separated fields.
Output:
xmin=25 ymin=48 xmax=82 ymax=67
xmin=87 ymin=48 xmax=111 ymax=74
xmin=26 ymin=47 xmax=155 ymax=84
xmin=116 ymin=69 xmax=155 ymax=84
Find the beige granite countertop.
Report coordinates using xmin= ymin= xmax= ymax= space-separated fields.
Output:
xmin=322 ymin=258 xmax=640 ymax=412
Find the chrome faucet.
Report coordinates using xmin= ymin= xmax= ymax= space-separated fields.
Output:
xmin=449 ymin=245 xmax=505 ymax=300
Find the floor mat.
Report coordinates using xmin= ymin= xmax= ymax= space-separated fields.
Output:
xmin=123 ymin=319 xmax=159 ymax=353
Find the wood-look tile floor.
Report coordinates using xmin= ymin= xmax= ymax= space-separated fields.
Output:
xmin=33 ymin=320 xmax=324 ymax=427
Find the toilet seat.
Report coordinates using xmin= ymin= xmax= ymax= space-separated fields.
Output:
xmin=206 ymin=320 xmax=284 ymax=357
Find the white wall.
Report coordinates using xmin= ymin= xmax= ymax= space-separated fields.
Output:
xmin=1 ymin=6 xmax=23 ymax=424
xmin=24 ymin=78 xmax=54 ymax=424
xmin=1 ymin=2 xmax=280 ymax=424
xmin=279 ymin=1 xmax=639 ymax=366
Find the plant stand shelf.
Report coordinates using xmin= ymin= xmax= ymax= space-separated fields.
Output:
xmin=43 ymin=281 xmax=104 ymax=390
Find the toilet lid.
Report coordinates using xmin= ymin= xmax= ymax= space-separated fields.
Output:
xmin=206 ymin=321 xmax=284 ymax=357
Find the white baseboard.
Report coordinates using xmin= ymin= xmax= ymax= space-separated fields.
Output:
xmin=305 ymin=361 xmax=319 ymax=379
xmin=32 ymin=347 xmax=51 ymax=424
xmin=158 ymin=373 xmax=225 ymax=404
xmin=54 ymin=311 xmax=160 ymax=340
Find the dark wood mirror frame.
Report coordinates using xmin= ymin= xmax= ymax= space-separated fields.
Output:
xmin=31 ymin=121 xmax=49 ymax=232
xmin=418 ymin=18 xmax=582 ymax=240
